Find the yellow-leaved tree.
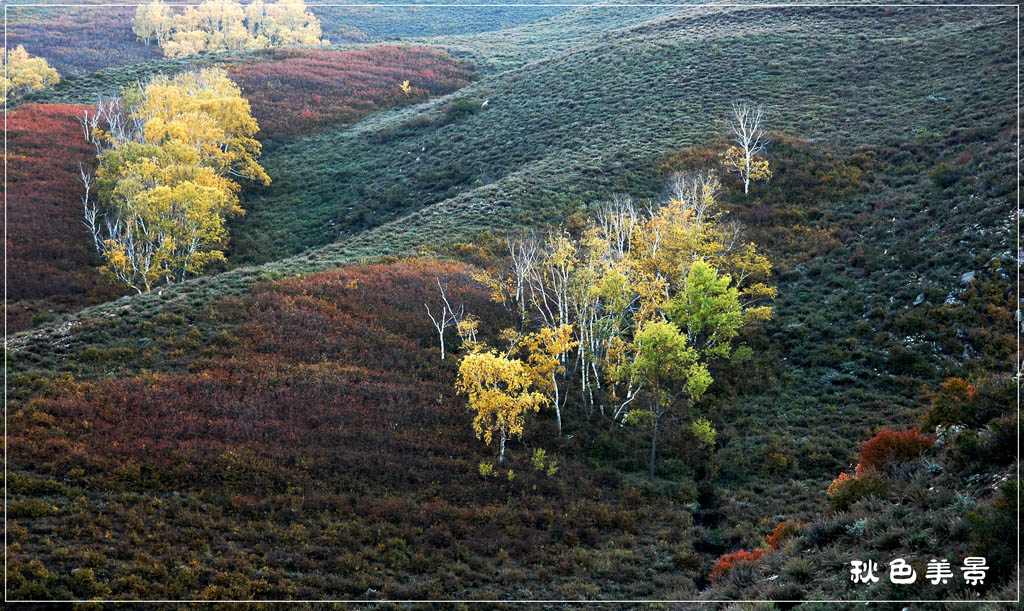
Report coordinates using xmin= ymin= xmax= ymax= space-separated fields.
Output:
xmin=456 ymin=350 xmax=548 ymax=464
xmin=522 ymin=324 xmax=577 ymax=437
xmin=81 ymin=68 xmax=269 ymax=293
xmin=134 ymin=0 xmax=328 ymax=57
xmin=1 ymin=45 xmax=59 ymax=103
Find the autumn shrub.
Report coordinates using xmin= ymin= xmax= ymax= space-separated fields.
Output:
xmin=765 ymin=520 xmax=804 ymax=550
xmin=857 ymin=428 xmax=934 ymax=473
xmin=708 ymin=548 xmax=768 ymax=582
xmin=826 ymin=470 xmax=889 ymax=512
xmin=923 ymin=376 xmax=1009 ymax=430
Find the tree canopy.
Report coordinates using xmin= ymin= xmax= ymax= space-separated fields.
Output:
xmin=82 ymin=68 xmax=269 ymax=293
xmin=1 ymin=45 xmax=59 ymax=103
xmin=134 ymin=0 xmax=328 ymax=58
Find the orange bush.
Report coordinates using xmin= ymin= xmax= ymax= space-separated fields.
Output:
xmin=922 ymin=377 xmax=978 ymax=429
xmin=709 ymin=548 xmax=768 ymax=582
xmin=765 ymin=520 xmax=804 ymax=550
xmin=857 ymin=427 xmax=934 ymax=473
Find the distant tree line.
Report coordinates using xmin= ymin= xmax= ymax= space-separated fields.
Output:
xmin=133 ymin=0 xmax=328 ymax=58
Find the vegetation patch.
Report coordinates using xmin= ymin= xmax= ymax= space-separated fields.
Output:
xmin=228 ymin=46 xmax=473 ymax=143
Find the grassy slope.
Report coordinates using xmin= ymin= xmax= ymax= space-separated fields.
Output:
xmin=7 ymin=3 xmax=1018 ymax=601
xmin=227 ymin=6 xmax=1012 ymax=263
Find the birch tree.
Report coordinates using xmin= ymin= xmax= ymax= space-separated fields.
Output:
xmin=457 ymin=351 xmax=548 ymax=464
xmin=81 ymin=68 xmax=268 ymax=292
xmin=425 ymin=277 xmax=463 ymax=360
xmin=723 ymin=102 xmax=771 ymax=194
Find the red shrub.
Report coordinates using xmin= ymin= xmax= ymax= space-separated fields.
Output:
xmin=228 ymin=46 xmax=473 ymax=142
xmin=10 ymin=260 xmax=505 ymax=495
xmin=709 ymin=548 xmax=768 ymax=582
xmin=857 ymin=427 xmax=934 ymax=473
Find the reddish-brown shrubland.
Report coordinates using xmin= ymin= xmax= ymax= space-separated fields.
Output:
xmin=857 ymin=427 xmax=934 ymax=474
xmin=228 ymin=46 xmax=473 ymax=142
xmin=10 ymin=260 xmax=686 ymax=598
xmin=6 ymin=103 xmax=122 ymax=331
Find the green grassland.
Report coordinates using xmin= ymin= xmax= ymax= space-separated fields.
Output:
xmin=6 ymin=2 xmax=1019 ymax=602
xmin=228 ymin=6 xmax=1013 ymax=263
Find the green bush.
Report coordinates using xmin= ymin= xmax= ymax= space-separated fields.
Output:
xmin=443 ymin=98 xmax=483 ymax=123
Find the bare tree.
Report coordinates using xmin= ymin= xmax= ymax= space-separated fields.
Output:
xmin=425 ymin=278 xmax=463 ymax=360
xmin=724 ymin=102 xmax=771 ymax=194
xmin=665 ymin=170 xmax=722 ymax=225
xmin=506 ymin=230 xmax=539 ymax=323
xmin=593 ymin=194 xmax=638 ymax=259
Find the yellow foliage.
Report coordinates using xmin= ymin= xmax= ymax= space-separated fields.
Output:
xmin=456 ymin=351 xmax=548 ymax=448
xmin=522 ymin=324 xmax=578 ymax=396
xmin=90 ymin=68 xmax=268 ymax=292
xmin=723 ymin=145 xmax=772 ymax=189
xmin=1 ymin=45 xmax=59 ymax=103
xmin=136 ymin=0 xmax=328 ymax=57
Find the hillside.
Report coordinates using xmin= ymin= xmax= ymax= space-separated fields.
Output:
xmin=6 ymin=2 xmax=1019 ymax=603
xmin=224 ymin=6 xmax=1014 ymax=265
xmin=5 ymin=0 xmax=569 ymax=76
xmin=5 ymin=104 xmax=126 ymax=332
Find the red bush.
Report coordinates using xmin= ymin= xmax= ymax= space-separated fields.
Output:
xmin=709 ymin=548 xmax=768 ymax=582
xmin=857 ymin=427 xmax=934 ymax=473
xmin=228 ymin=46 xmax=472 ymax=142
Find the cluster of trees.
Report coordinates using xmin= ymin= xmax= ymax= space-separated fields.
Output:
xmin=133 ymin=0 xmax=327 ymax=58
xmin=228 ymin=46 xmax=472 ymax=142
xmin=435 ymin=170 xmax=775 ymax=476
xmin=1 ymin=45 xmax=59 ymax=103
xmin=80 ymin=68 xmax=270 ymax=293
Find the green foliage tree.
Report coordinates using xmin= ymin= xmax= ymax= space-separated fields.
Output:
xmin=461 ymin=170 xmax=772 ymax=476
xmin=623 ymin=320 xmax=711 ymax=479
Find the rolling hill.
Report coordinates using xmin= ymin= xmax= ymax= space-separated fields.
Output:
xmin=5 ymin=1 xmax=1019 ymax=603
